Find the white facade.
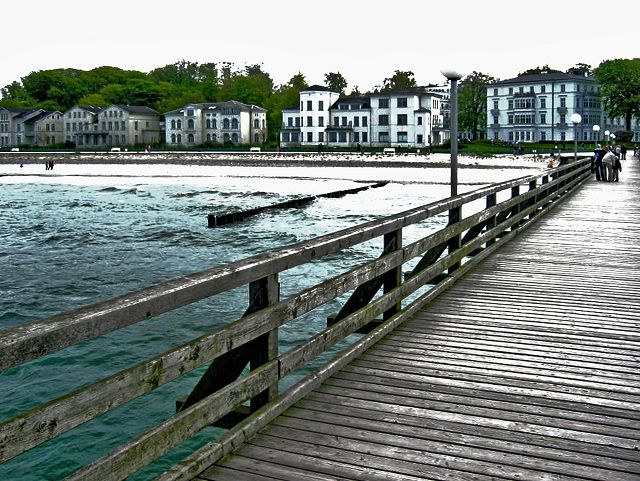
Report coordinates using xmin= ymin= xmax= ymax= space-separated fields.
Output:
xmin=298 ymin=86 xmax=341 ymax=145
xmin=0 ymin=108 xmax=44 ymax=147
xmin=165 ymin=101 xmax=266 ymax=147
xmin=486 ymin=71 xmax=627 ymax=144
xmin=64 ymin=105 xmax=102 ymax=147
xmin=280 ymin=86 xmax=444 ymax=149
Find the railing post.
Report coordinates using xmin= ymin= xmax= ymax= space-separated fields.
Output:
xmin=448 ymin=206 xmax=461 ymax=273
xmin=511 ymin=185 xmax=520 ymax=229
xmin=382 ymin=229 xmax=402 ymax=320
xmin=249 ymin=274 xmax=279 ymax=411
xmin=485 ymin=193 xmax=497 ymax=247
xmin=528 ymin=179 xmax=537 ymax=220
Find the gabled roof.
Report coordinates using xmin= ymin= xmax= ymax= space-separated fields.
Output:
xmin=114 ymin=105 xmax=159 ymax=115
xmin=492 ymin=71 xmax=594 ymax=85
xmin=0 ymin=107 xmax=28 ymax=114
xmin=162 ymin=100 xmax=266 ymax=115
xmin=301 ymin=85 xmax=336 ymax=93
xmin=23 ymin=110 xmax=61 ymax=123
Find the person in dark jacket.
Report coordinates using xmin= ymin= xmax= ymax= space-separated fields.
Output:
xmin=593 ymin=144 xmax=606 ymax=181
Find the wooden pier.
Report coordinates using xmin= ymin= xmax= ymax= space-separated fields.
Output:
xmin=193 ymin=160 xmax=640 ymax=481
xmin=1 ymin=156 xmax=638 ymax=480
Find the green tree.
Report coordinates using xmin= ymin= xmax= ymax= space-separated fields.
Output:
xmin=459 ymin=71 xmax=496 ymax=140
xmin=324 ymin=72 xmax=347 ymax=94
xmin=595 ymin=58 xmax=640 ymax=131
xmin=383 ymin=70 xmax=417 ymax=90
xmin=566 ymin=63 xmax=592 ymax=76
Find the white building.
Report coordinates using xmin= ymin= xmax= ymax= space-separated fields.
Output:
xmin=63 ymin=105 xmax=103 ymax=147
xmin=280 ymin=85 xmax=444 ymax=149
xmin=0 ymin=108 xmax=44 ymax=147
xmin=164 ymin=101 xmax=267 ymax=147
xmin=486 ymin=71 xmax=627 ymax=144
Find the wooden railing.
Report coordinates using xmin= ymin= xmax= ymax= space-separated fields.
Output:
xmin=0 ymin=157 xmax=592 ymax=481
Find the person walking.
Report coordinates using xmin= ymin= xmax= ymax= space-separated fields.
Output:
xmin=602 ymin=147 xmax=616 ymax=182
xmin=593 ymin=144 xmax=605 ymax=181
xmin=620 ymin=144 xmax=627 ymax=160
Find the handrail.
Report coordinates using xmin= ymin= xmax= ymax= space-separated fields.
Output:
xmin=0 ymin=157 xmax=593 ymax=480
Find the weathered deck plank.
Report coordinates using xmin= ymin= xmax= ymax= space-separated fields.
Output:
xmin=196 ymin=159 xmax=640 ymax=480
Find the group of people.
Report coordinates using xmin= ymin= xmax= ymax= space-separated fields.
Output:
xmin=44 ymin=159 xmax=55 ymax=170
xmin=593 ymin=144 xmax=624 ymax=182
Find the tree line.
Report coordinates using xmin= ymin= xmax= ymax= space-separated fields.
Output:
xmin=1 ymin=59 xmax=639 ymax=145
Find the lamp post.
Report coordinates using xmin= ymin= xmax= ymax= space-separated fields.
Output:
xmin=610 ymin=133 xmax=616 ymax=148
xmin=604 ymin=130 xmax=610 ymax=146
xmin=570 ymin=113 xmax=582 ymax=162
xmin=592 ymin=124 xmax=600 ymax=149
xmin=441 ymin=69 xmax=463 ymax=197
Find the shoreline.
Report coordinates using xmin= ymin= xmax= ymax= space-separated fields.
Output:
xmin=0 ymin=151 xmax=550 ymax=170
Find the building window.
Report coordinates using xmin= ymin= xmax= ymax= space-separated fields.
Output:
xmin=206 ymin=119 xmax=211 ymax=129
xmin=397 ymin=114 xmax=407 ymax=125
xmin=508 ymin=88 xmax=513 ymax=95
xmin=378 ymin=115 xmax=389 ymax=126
xmin=540 ymin=113 xmax=546 ymax=124
xmin=224 ymin=133 xmax=230 ymax=143
xmin=417 ymin=134 xmax=423 ymax=143
xmin=307 ymin=100 xmax=312 ymax=111
xmin=560 ymin=84 xmax=566 ymax=92
xmin=254 ymin=119 xmax=259 ymax=128
xmin=338 ymin=132 xmax=347 ymax=143
xmin=177 ymin=120 xmax=182 ymax=129
xmin=397 ymin=132 xmax=408 ymax=143
xmin=362 ymin=132 xmax=368 ymax=142
xmin=318 ymin=117 xmax=324 ymax=127
xmin=493 ymin=116 xmax=498 ymax=124
xmin=379 ymin=132 xmax=389 ymax=142
xmin=530 ymin=86 xmax=534 ymax=93
xmin=307 ymin=116 xmax=313 ymax=127
xmin=362 ymin=116 xmax=368 ymax=127
xmin=187 ymin=119 xmax=194 ymax=129
xmin=171 ymin=119 xmax=176 ymax=129
xmin=397 ymin=97 xmax=407 ymax=108
xmin=560 ymin=114 xmax=566 ymax=123
xmin=508 ymin=100 xmax=513 ymax=109
xmin=493 ymin=88 xmax=498 ymax=96
xmin=354 ymin=117 xmax=359 ymax=127
xmin=171 ymin=134 xmax=176 ymax=143
xmin=541 ymin=132 xmax=546 ymax=141
xmin=354 ymin=132 xmax=360 ymax=142
xmin=282 ymin=132 xmax=290 ymax=142
xmin=328 ymin=132 xmax=337 ymax=142
xmin=206 ymin=133 xmax=211 ymax=141
xmin=493 ymin=100 xmax=499 ymax=110
xmin=213 ymin=119 xmax=217 ymax=129
xmin=560 ymin=97 xmax=566 ymax=107
xmin=318 ymin=101 xmax=324 ymax=110
xmin=318 ymin=132 xmax=324 ymax=142
xmin=541 ymin=85 xmax=546 ymax=93
xmin=417 ymin=117 xmax=422 ymax=126
xmin=540 ymin=98 xmax=546 ymax=108
xmin=223 ymin=118 xmax=230 ymax=129
xmin=188 ymin=133 xmax=194 ymax=143
xmin=187 ymin=109 xmax=194 ymax=116
xmin=232 ymin=118 xmax=239 ymax=129
xmin=232 ymin=133 xmax=238 ymax=143
xmin=287 ymin=117 xmax=293 ymax=127
xmin=341 ymin=116 xmax=347 ymax=127
xmin=378 ymin=98 xmax=389 ymax=108
xmin=307 ymin=132 xmax=313 ymax=142
xmin=300 ymin=101 xmax=303 ymax=111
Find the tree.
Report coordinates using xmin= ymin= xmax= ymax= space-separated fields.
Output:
xmin=519 ymin=65 xmax=561 ymax=76
xmin=459 ymin=72 xmax=496 ymax=140
xmin=324 ymin=72 xmax=347 ymax=94
xmin=595 ymin=58 xmax=640 ymax=131
xmin=566 ymin=63 xmax=592 ymax=76
xmin=383 ymin=70 xmax=417 ymax=90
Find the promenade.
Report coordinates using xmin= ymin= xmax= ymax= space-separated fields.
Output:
xmin=195 ymin=157 xmax=640 ymax=480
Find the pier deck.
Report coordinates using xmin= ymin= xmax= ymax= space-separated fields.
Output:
xmin=196 ymin=160 xmax=640 ymax=480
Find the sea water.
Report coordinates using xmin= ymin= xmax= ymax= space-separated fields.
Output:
xmin=0 ymin=160 xmax=542 ymax=480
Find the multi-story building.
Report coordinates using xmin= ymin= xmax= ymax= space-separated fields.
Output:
xmin=0 ymin=108 xmax=45 ymax=147
xmin=64 ymin=105 xmax=103 ymax=147
xmin=164 ymin=100 xmax=267 ymax=147
xmin=96 ymin=105 xmax=161 ymax=147
xmin=64 ymin=105 xmax=161 ymax=147
xmin=280 ymin=85 xmax=444 ymax=149
xmin=486 ymin=71 xmax=627 ymax=144
xmin=29 ymin=110 xmax=65 ymax=146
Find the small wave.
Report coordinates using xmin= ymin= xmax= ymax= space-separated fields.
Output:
xmin=171 ymin=189 xmax=220 ymax=198
xmin=65 ymin=201 xmax=95 ymax=208
xmin=98 ymin=187 xmax=119 ymax=192
xmin=120 ymin=188 xmax=139 ymax=195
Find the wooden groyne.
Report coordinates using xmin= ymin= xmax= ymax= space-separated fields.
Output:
xmin=207 ymin=181 xmax=388 ymax=227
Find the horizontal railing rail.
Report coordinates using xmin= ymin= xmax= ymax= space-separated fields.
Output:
xmin=0 ymin=157 xmax=592 ymax=481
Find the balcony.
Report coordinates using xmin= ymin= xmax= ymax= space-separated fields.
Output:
xmin=281 ymin=123 xmax=301 ymax=130
xmin=490 ymin=109 xmax=500 ymax=116
xmin=513 ymin=92 xmax=536 ymax=98
xmin=557 ymin=122 xmax=568 ymax=129
xmin=327 ymin=123 xmax=354 ymax=130
xmin=557 ymin=107 xmax=568 ymax=114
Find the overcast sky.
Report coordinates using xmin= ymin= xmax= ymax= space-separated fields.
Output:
xmin=3 ymin=0 xmax=637 ymax=93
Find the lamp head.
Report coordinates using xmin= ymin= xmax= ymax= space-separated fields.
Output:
xmin=604 ymin=130 xmax=610 ymax=136
xmin=440 ymin=69 xmax=463 ymax=81
xmin=570 ymin=113 xmax=582 ymax=125
xmin=592 ymin=124 xmax=600 ymax=132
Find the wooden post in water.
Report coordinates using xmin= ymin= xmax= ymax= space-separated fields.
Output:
xmin=382 ymin=229 xmax=402 ymax=320
xmin=485 ymin=193 xmax=497 ymax=247
xmin=447 ymin=206 xmax=461 ymax=274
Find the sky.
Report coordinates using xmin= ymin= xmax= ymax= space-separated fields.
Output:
xmin=2 ymin=0 xmax=638 ymax=93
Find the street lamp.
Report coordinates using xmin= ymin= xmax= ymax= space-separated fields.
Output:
xmin=441 ymin=69 xmax=463 ymax=197
xmin=604 ymin=130 xmax=610 ymax=146
xmin=610 ymin=133 xmax=616 ymax=147
xmin=592 ymin=124 xmax=600 ymax=148
xmin=570 ymin=113 xmax=582 ymax=162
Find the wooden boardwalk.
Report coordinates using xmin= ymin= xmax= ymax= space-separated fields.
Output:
xmin=197 ymin=159 xmax=640 ymax=480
